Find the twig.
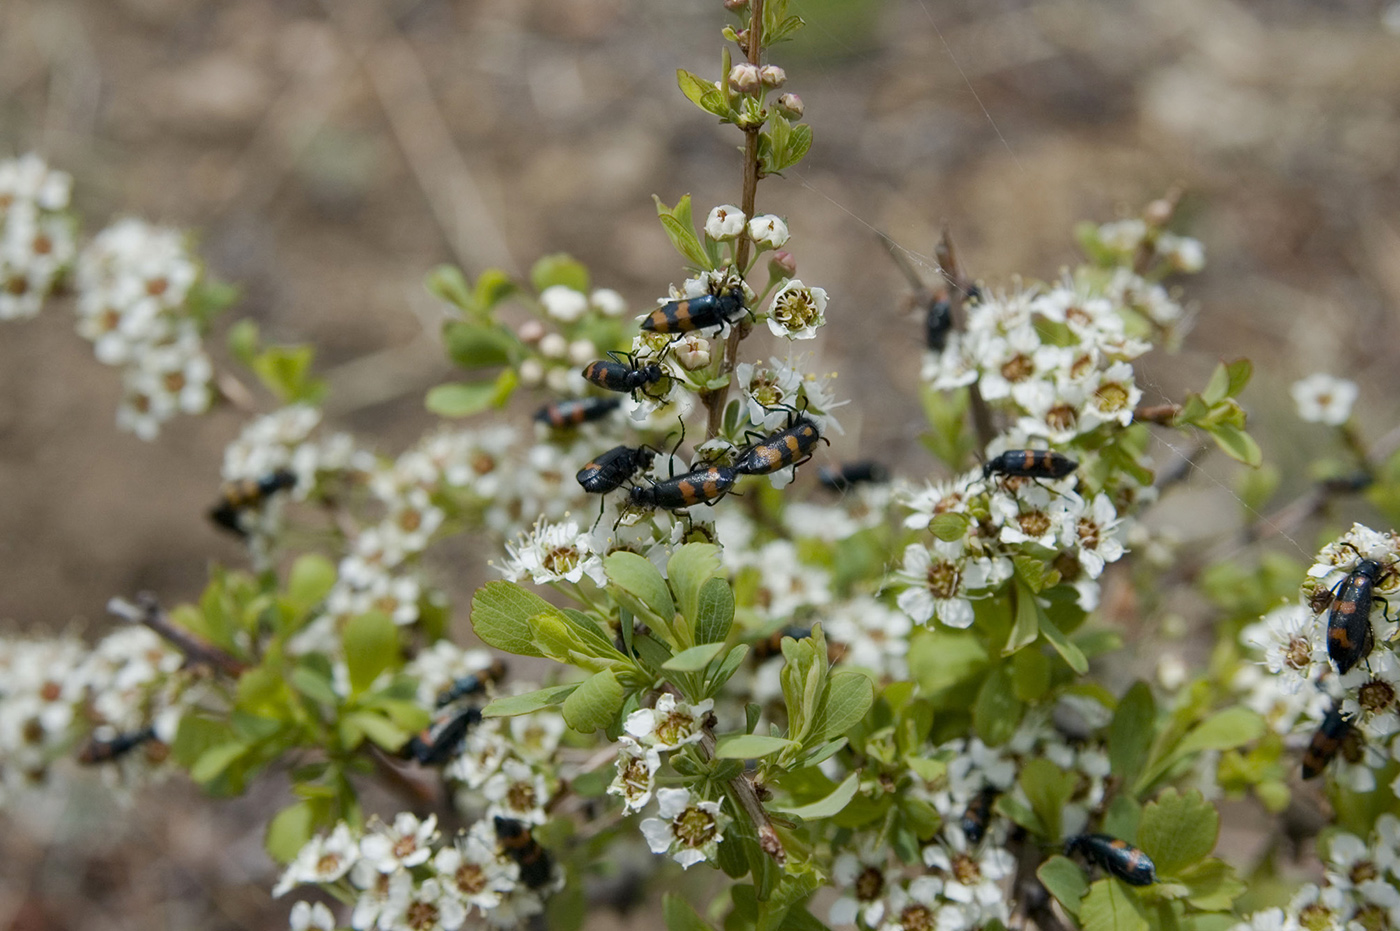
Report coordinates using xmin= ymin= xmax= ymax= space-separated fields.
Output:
xmin=704 ymin=0 xmax=765 ymax=442
xmin=699 ymin=728 xmax=785 ymax=864
xmin=1132 ymin=403 xmax=1180 ymax=425
xmin=108 ymin=594 xmax=247 ymax=677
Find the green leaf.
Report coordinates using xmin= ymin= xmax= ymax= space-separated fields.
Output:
xmin=1006 ymin=577 xmax=1043 ymax=655
xmin=443 ymin=322 xmax=520 ymax=369
xmin=343 ymin=611 xmax=398 ymax=694
xmin=290 ymin=664 xmax=340 ymax=706
xmin=530 ymin=254 xmax=590 ymax=294
xmin=426 ymin=369 xmax=517 ymax=417
xmin=1079 ymin=879 xmax=1148 ymax=931
xmin=1038 ymin=856 xmax=1088 ymax=917
xmin=343 ymin=710 xmax=409 ymax=751
xmin=694 ymin=577 xmax=735 ymax=644
xmin=1201 ymin=361 xmax=1231 ymax=406
xmin=715 ymin=734 xmax=797 ymax=760
xmin=1208 ymin=424 xmax=1262 ymax=467
xmin=663 ymin=642 xmax=727 ymax=672
xmin=561 ymin=670 xmax=624 ymax=734
xmin=1109 ymin=682 xmax=1156 ymax=788
xmin=1174 ymin=708 xmax=1266 ymax=759
xmin=653 ymin=194 xmax=713 ymax=270
xmin=473 ymin=268 xmax=516 ymax=312
xmin=775 ymin=772 xmax=859 ymax=820
xmin=251 ymin=344 xmax=325 ymax=404
xmin=265 ymin=801 xmax=315 ymax=864
xmin=426 ymin=264 xmax=474 ymax=312
xmin=190 ymin=741 xmax=247 ymax=783
xmin=1179 ymin=858 xmax=1245 ymax=911
xmin=1137 ymin=789 xmax=1218 ymax=877
xmin=470 ymin=581 xmax=551 ymax=658
xmin=227 ymin=318 xmax=259 ymax=367
xmin=929 ymin=512 xmax=971 ymax=542
xmin=1011 ymin=649 xmax=1051 ymax=703
xmin=1040 ymin=613 xmax=1088 ymax=674
xmin=814 ymin=671 xmax=875 ymax=743
xmin=605 ymin=552 xmax=676 ymax=632
xmin=287 ymin=554 xmax=336 ymax=613
xmin=664 ymin=892 xmax=718 ymax=931
xmin=676 ymin=70 xmax=728 ymax=118
xmin=668 ymin=543 xmax=722 ymax=625
xmin=974 ymin=665 xmax=1023 ymax=747
xmin=1020 ymin=758 xmax=1078 ymax=840
xmin=480 ymin=684 xmax=579 ymax=718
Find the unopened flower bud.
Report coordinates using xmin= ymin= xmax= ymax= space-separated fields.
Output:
xmin=728 ymin=63 xmax=761 ymax=95
xmin=673 ymin=335 xmax=711 ymax=371
xmin=1143 ymin=197 xmax=1175 ymax=228
xmin=705 ymin=205 xmax=747 ymax=242
xmin=768 ymin=250 xmax=797 ymax=278
xmin=520 ymin=358 xmax=545 ymax=386
xmin=748 ymin=215 xmax=789 ymax=250
xmin=545 ymin=367 xmax=572 ymax=393
xmin=723 ymin=0 xmax=749 ymax=11
xmin=775 ymin=93 xmax=804 ymax=119
xmin=539 ymin=333 xmax=567 ymax=359
xmin=568 ymin=339 xmax=596 ymax=366
xmin=759 ymin=65 xmax=786 ymax=89
xmin=517 ymin=320 xmax=547 ymax=344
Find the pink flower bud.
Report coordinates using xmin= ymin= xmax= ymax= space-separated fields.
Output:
xmin=723 ymin=0 xmax=749 ymax=11
xmin=728 ymin=63 xmax=761 ymax=95
xmin=768 ymin=251 xmax=797 ymax=278
xmin=775 ymin=93 xmax=804 ymax=119
xmin=759 ymin=65 xmax=786 ymax=89
xmin=517 ymin=320 xmax=546 ymax=344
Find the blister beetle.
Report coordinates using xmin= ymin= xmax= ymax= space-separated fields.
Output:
xmin=960 ymin=787 xmax=999 ymax=845
xmin=818 ymin=461 xmax=890 ymax=492
xmin=77 ymin=726 xmax=159 ymax=765
xmin=641 ymin=286 xmax=747 ymax=334
xmin=629 ymin=465 xmax=738 ymax=510
xmin=1325 ymin=550 xmax=1393 ymax=675
xmin=435 ymin=658 xmax=508 ymax=708
xmin=401 ymin=705 xmax=482 ymax=766
xmin=734 ymin=417 xmax=824 ymax=476
xmin=495 ymin=817 xmax=554 ymax=888
xmin=577 ymin=445 xmax=658 ymax=496
xmin=534 ymin=397 xmax=622 ymax=430
xmin=209 ymin=469 xmax=297 ymax=535
xmin=1064 ymin=833 xmax=1157 ymax=886
xmin=582 ymin=351 xmax=665 ymax=396
xmin=982 ymin=449 xmax=1078 ymax=482
xmin=1302 ymin=705 xmax=1358 ymax=780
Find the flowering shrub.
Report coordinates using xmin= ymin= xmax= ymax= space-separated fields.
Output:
xmin=5 ymin=3 xmax=1400 ymax=931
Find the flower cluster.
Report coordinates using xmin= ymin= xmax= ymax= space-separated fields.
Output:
xmin=0 ymin=154 xmax=75 ymax=320
xmin=1232 ymin=816 xmax=1400 ymax=931
xmin=1239 ymin=523 xmax=1400 ymax=792
xmin=74 ymin=218 xmax=216 ymax=438
xmin=275 ymin=814 xmax=561 ymax=930
xmin=0 ymin=624 xmax=189 ymax=807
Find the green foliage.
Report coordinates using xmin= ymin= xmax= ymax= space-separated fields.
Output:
xmin=1176 ymin=360 xmax=1261 ymax=467
xmin=655 ymin=194 xmax=714 ymax=271
xmin=228 ymin=319 xmax=327 ymax=404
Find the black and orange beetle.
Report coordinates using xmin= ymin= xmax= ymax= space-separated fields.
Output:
xmin=1065 ymin=833 xmax=1157 ymax=886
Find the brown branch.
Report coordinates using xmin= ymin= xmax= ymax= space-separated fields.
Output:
xmin=699 ymin=728 xmax=785 ymax=864
xmin=108 ymin=593 xmax=247 ymax=678
xmin=704 ymin=0 xmax=765 ymax=442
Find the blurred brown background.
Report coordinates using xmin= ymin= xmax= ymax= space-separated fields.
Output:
xmin=2 ymin=0 xmax=1399 ymax=927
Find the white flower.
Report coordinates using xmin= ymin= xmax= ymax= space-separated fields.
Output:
xmin=766 ymin=279 xmax=827 ymax=340
xmin=1060 ymin=493 xmax=1126 ymax=579
xmin=1241 ymin=604 xmax=1324 ymax=693
xmin=590 ymin=288 xmax=627 ymax=316
xmin=747 ymin=215 xmax=789 ymax=249
xmin=539 ymin=285 xmax=589 ymax=322
xmin=734 ymin=358 xmax=804 ymax=431
xmin=433 ymin=821 xmax=519 ymax=914
xmin=829 ymin=841 xmax=893 ymax=927
xmin=381 ymin=875 xmax=466 ymax=931
xmin=483 ymin=758 xmax=550 ymax=825
xmin=290 ymin=901 xmax=336 ymax=931
xmin=1291 ymin=374 xmax=1357 ymax=426
xmin=639 ymin=787 xmax=728 ymax=869
xmin=274 ymin=823 xmax=361 ymax=896
xmin=499 ymin=519 xmax=606 ymax=587
xmin=625 ymin=694 xmax=712 ymax=750
xmin=609 ymin=737 xmax=662 ymax=814
xmin=879 ymin=876 xmax=944 ymax=931
xmin=359 ymin=813 xmax=438 ymax=873
xmin=895 ymin=541 xmax=1009 ymax=629
xmin=923 ymin=826 xmax=1015 ymax=915
xmin=704 ymin=205 xmax=746 ymax=241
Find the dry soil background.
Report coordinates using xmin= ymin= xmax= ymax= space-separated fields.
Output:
xmin=2 ymin=0 xmax=1400 ymax=928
